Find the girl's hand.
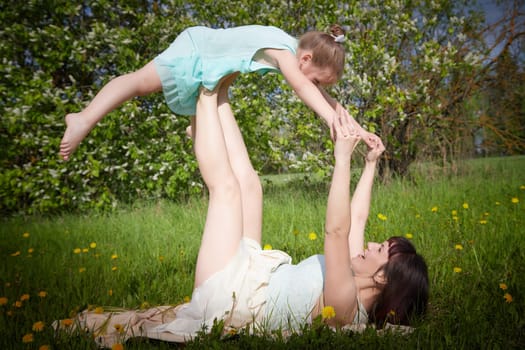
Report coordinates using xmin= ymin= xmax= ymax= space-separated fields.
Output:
xmin=365 ymin=136 xmax=385 ymax=163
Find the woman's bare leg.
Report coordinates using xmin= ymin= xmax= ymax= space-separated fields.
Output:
xmin=186 ymin=75 xmax=263 ymax=244
xmin=193 ymin=86 xmax=243 ymax=288
xmin=60 ymin=60 xmax=162 ymax=160
xmin=216 ymin=74 xmax=263 ymax=244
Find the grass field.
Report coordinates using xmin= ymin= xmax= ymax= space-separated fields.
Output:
xmin=1 ymin=156 xmax=524 ymax=349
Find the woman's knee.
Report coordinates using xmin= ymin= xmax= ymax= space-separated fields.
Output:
xmin=239 ymin=169 xmax=262 ymax=195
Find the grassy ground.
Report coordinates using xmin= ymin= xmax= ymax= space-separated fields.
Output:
xmin=1 ymin=156 xmax=524 ymax=349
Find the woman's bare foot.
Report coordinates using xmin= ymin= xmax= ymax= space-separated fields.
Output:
xmin=59 ymin=113 xmax=94 ymax=160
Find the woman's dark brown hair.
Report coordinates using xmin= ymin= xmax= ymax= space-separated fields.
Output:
xmin=298 ymin=24 xmax=346 ymax=79
xmin=370 ymin=236 xmax=429 ymax=327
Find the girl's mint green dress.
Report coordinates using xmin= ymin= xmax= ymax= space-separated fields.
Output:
xmin=153 ymin=25 xmax=298 ymax=115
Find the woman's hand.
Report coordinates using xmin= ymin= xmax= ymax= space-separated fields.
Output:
xmin=365 ymin=136 xmax=385 ymax=163
xmin=332 ymin=111 xmax=360 ymax=159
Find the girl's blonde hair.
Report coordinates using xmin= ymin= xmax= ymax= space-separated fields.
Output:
xmin=298 ymin=24 xmax=346 ymax=79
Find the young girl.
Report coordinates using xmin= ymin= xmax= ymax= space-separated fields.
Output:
xmin=59 ymin=24 xmax=376 ymax=160
xmin=54 ymin=77 xmax=428 ymax=347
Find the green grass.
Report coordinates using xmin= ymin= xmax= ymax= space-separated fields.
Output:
xmin=1 ymin=156 xmax=524 ymax=349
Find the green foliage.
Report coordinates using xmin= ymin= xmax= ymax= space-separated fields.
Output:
xmin=1 ymin=1 xmax=493 ymax=215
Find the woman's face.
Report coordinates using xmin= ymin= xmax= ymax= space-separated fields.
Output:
xmin=351 ymin=241 xmax=390 ymax=278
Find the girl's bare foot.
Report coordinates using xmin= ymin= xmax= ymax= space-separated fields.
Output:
xmin=59 ymin=113 xmax=93 ymax=160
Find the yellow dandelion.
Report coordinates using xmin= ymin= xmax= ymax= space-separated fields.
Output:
xmin=73 ymin=248 xmax=81 ymax=254
xmin=308 ymin=232 xmax=318 ymax=240
xmin=462 ymin=203 xmax=469 ymax=209
xmin=32 ymin=321 xmax=45 ymax=332
xmin=451 ymin=210 xmax=457 ymax=216
xmin=22 ymin=333 xmax=34 ymax=343
xmin=321 ymin=305 xmax=336 ymax=320
xmin=112 ymin=266 xmax=118 ymax=271
xmin=405 ymin=233 xmax=413 ymax=239
xmin=479 ymin=219 xmax=488 ymax=225
xmin=499 ymin=283 xmax=508 ymax=290
xmin=504 ymin=293 xmax=513 ymax=303
xmin=28 ymin=248 xmax=34 ymax=254
xmin=14 ymin=300 xmax=23 ymax=308
xmin=38 ymin=291 xmax=47 ymax=298
xmin=90 ymin=242 xmax=97 ymax=249
xmin=79 ymin=267 xmax=86 ymax=273
xmin=263 ymin=244 xmax=272 ymax=250
xmin=61 ymin=318 xmax=74 ymax=327
xmin=495 ymin=201 xmax=501 ymax=205
xmin=140 ymin=301 xmax=151 ymax=309
xmin=183 ymin=296 xmax=191 ymax=303
xmin=511 ymin=197 xmax=519 ymax=204
xmin=20 ymin=294 xmax=30 ymax=301
xmin=484 ymin=212 xmax=490 ymax=216
xmin=453 ymin=267 xmax=462 ymax=273
xmin=114 ymin=323 xmax=124 ymax=333
xmin=111 ymin=254 xmax=118 ymax=260
xmin=94 ymin=307 xmax=104 ymax=314
xmin=22 ymin=232 xmax=30 ymax=238
xmin=0 ymin=297 xmax=8 ymax=306
xmin=377 ymin=213 xmax=387 ymax=221
xmin=455 ymin=244 xmax=463 ymax=250
xmin=415 ymin=213 xmax=421 ymax=218
xmin=452 ymin=216 xmax=459 ymax=221
xmin=389 ymin=309 xmax=396 ymax=316
xmin=11 ymin=251 xmax=21 ymax=257
xmin=431 ymin=206 xmax=438 ymax=212
xmin=82 ymin=248 xmax=89 ymax=253
xmin=112 ymin=343 xmax=124 ymax=350
xmin=520 ymin=185 xmax=525 ymax=190
xmin=39 ymin=345 xmax=51 ymax=350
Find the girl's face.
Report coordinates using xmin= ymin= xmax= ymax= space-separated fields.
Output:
xmin=298 ymin=51 xmax=337 ymax=87
xmin=351 ymin=241 xmax=390 ymax=278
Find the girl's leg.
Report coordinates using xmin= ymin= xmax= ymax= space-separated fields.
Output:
xmin=216 ymin=74 xmax=263 ymax=244
xmin=193 ymin=86 xmax=243 ymax=288
xmin=60 ymin=60 xmax=162 ymax=160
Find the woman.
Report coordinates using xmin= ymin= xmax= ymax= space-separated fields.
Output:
xmin=55 ymin=75 xmax=428 ymax=347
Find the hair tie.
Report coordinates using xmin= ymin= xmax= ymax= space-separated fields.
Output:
xmin=331 ymin=34 xmax=345 ymax=43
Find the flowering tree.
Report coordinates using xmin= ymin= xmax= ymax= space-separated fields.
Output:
xmin=1 ymin=0 xmax=517 ymax=214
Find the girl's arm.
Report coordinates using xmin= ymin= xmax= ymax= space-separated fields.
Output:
xmin=348 ymin=139 xmax=385 ymax=258
xmin=323 ymin=115 xmax=361 ymax=326
xmin=264 ymin=49 xmax=338 ymax=127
